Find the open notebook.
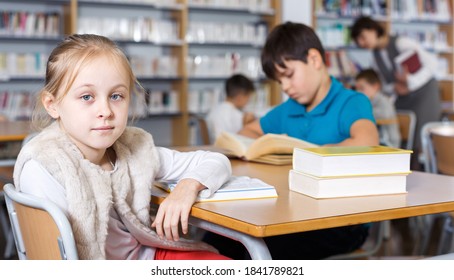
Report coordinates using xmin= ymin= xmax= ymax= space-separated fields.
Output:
xmin=153 ymin=176 xmax=278 ymax=202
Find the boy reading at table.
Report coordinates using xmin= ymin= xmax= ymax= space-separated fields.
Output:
xmin=204 ymin=21 xmax=379 ymax=259
xmin=205 ymin=74 xmax=256 ymax=144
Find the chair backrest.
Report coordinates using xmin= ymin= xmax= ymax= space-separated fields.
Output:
xmin=396 ymin=110 xmax=416 ymax=150
xmin=3 ymin=183 xmax=78 ymax=260
xmin=421 ymin=121 xmax=454 ymax=175
xmin=197 ymin=117 xmax=211 ymax=145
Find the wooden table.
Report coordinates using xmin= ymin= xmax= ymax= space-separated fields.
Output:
xmin=154 ymin=148 xmax=454 ymax=259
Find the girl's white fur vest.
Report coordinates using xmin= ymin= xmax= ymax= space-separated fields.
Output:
xmin=14 ymin=122 xmax=215 ymax=259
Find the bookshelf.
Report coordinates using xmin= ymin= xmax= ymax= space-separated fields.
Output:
xmin=0 ymin=0 xmax=282 ymax=146
xmin=312 ymin=0 xmax=454 ymax=116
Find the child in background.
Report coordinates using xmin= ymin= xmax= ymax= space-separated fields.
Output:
xmin=205 ymin=74 xmax=256 ymax=143
xmin=355 ymin=69 xmax=401 ymax=148
xmin=204 ymin=22 xmax=379 ymax=260
xmin=13 ymin=34 xmax=232 ymax=260
xmin=351 ymin=16 xmax=441 ymax=169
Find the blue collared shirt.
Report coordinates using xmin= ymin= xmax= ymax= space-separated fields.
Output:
xmin=260 ymin=77 xmax=375 ymax=145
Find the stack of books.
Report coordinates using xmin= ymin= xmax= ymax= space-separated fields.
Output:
xmin=288 ymin=146 xmax=412 ymax=199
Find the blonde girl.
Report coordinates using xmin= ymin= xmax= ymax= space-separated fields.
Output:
xmin=13 ymin=34 xmax=231 ymax=260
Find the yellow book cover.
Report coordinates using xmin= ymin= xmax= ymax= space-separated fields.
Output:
xmin=214 ymin=132 xmax=318 ymax=165
xmin=301 ymin=145 xmax=413 ymax=157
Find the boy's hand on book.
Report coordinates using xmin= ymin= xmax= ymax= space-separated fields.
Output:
xmin=151 ymin=178 xmax=205 ymax=241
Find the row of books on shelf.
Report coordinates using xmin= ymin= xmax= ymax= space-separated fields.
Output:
xmin=0 ymin=10 xmax=61 ymax=38
xmin=0 ymin=51 xmax=265 ymax=81
xmin=391 ymin=0 xmax=452 ymax=21
xmin=0 ymin=90 xmax=34 ymax=121
xmin=129 ymin=55 xmax=178 ymax=78
xmin=315 ymin=0 xmax=452 ymax=21
xmin=77 ymin=18 xmax=180 ymax=44
xmin=315 ymin=0 xmax=388 ymax=17
xmin=0 ymin=52 xmax=47 ymax=80
xmin=186 ymin=22 xmax=267 ymax=45
xmin=316 ymin=24 xmax=353 ymax=49
xmin=393 ymin=30 xmax=450 ymax=52
xmin=325 ymin=50 xmax=359 ymax=79
xmin=187 ymin=54 xmax=263 ymax=79
xmin=88 ymin=0 xmax=273 ymax=11
xmin=87 ymin=0 xmax=178 ymax=6
xmin=188 ymin=87 xmax=221 ymax=114
xmin=126 ymin=88 xmax=178 ymax=117
xmin=317 ymin=23 xmax=450 ymax=51
xmin=188 ymin=0 xmax=273 ymax=12
xmin=145 ymin=90 xmax=179 ymax=115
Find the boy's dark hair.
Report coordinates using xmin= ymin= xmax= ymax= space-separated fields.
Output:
xmin=350 ymin=16 xmax=385 ymax=43
xmin=355 ymin=68 xmax=381 ymax=85
xmin=225 ymin=74 xmax=255 ymax=98
xmin=261 ymin=21 xmax=325 ymax=80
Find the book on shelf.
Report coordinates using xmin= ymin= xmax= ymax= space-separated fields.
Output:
xmin=214 ymin=132 xmax=318 ymax=165
xmin=288 ymin=169 xmax=408 ymax=199
xmin=292 ymin=145 xmax=412 ymax=177
xmin=394 ymin=50 xmax=422 ymax=74
xmin=153 ymin=176 xmax=278 ymax=202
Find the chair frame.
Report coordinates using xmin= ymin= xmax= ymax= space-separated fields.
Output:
xmin=421 ymin=121 xmax=454 ymax=174
xmin=1 ymin=133 xmax=39 ymax=258
xmin=0 ymin=191 xmax=15 ymax=258
xmin=396 ymin=109 xmax=416 ymax=150
xmin=3 ymin=183 xmax=78 ymax=260
xmin=419 ymin=121 xmax=454 ymax=255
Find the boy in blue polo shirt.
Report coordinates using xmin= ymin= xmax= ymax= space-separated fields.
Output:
xmin=204 ymin=22 xmax=379 ymax=259
xmin=242 ymin=22 xmax=378 ymax=146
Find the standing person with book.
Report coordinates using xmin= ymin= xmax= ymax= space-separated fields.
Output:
xmin=203 ymin=21 xmax=379 ymax=260
xmin=355 ymin=68 xmax=401 ymax=148
xmin=13 ymin=34 xmax=232 ymax=260
xmin=351 ymin=16 xmax=441 ymax=168
xmin=205 ymin=74 xmax=256 ymax=144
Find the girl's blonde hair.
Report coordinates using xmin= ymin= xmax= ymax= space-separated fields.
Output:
xmin=32 ymin=34 xmax=142 ymax=130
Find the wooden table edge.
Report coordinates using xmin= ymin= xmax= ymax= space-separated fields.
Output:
xmin=189 ymin=201 xmax=454 ymax=237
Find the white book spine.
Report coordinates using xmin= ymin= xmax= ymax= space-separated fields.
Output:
xmin=289 ymin=169 xmax=408 ymax=199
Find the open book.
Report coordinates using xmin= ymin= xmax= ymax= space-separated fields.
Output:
xmin=214 ymin=131 xmax=318 ymax=165
xmin=153 ymin=176 xmax=278 ymax=202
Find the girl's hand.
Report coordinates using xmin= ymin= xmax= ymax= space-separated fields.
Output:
xmin=151 ymin=178 xmax=205 ymax=241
